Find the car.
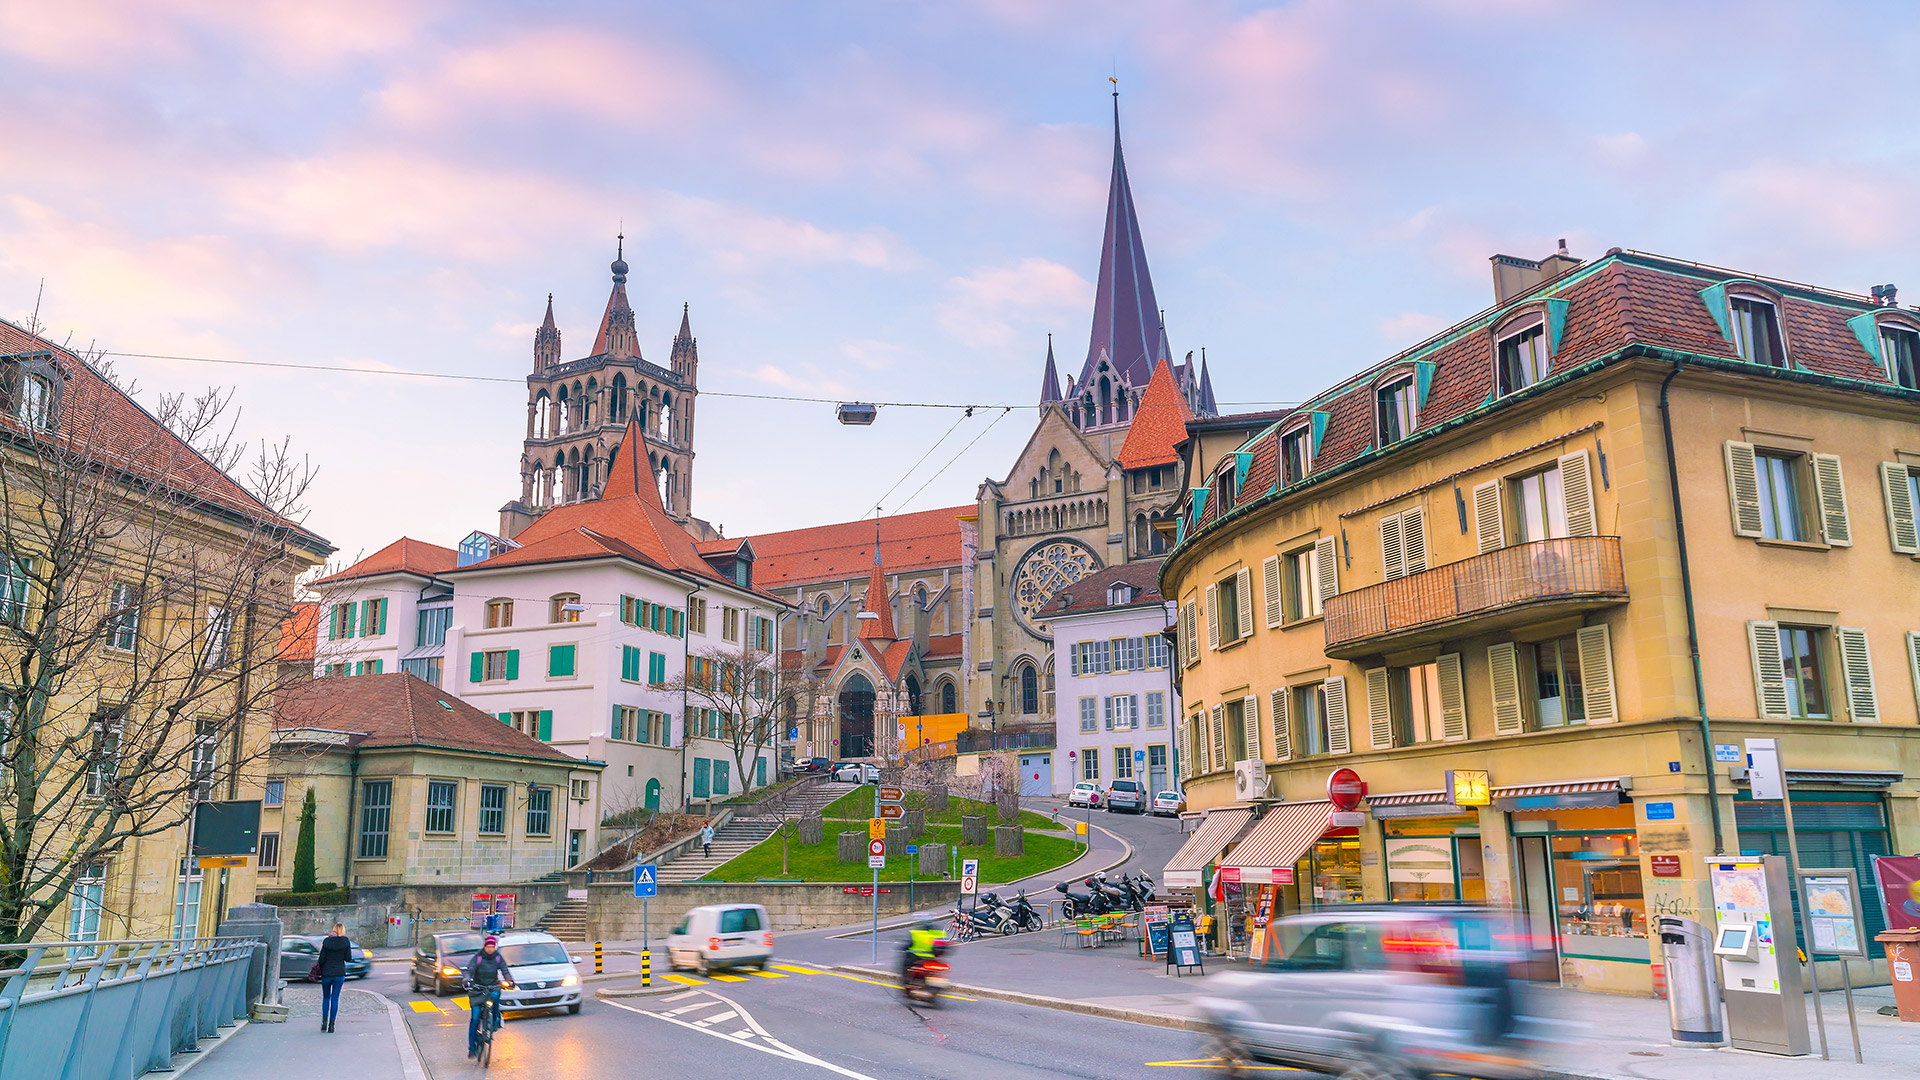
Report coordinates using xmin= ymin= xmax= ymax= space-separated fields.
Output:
xmin=834 ymin=762 xmax=879 ymax=783
xmin=281 ymin=934 xmax=372 ymax=980
xmin=1150 ymin=790 xmax=1185 ymax=817
xmin=1066 ymin=781 xmax=1102 ymax=808
xmin=666 ymin=904 xmax=773 ymax=976
xmin=1104 ymin=779 xmax=1145 ymax=813
xmin=490 ymin=930 xmax=585 ymax=1016
xmin=1194 ymin=906 xmax=1551 ymax=1080
xmin=411 ymin=930 xmax=485 ymax=997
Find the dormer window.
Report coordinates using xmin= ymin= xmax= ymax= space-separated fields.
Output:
xmin=1280 ymin=425 xmax=1312 ymax=485
xmin=1730 ymin=296 xmax=1786 ymax=367
xmin=1107 ymin=583 xmax=1135 ymax=605
xmin=1496 ymin=322 xmax=1550 ymax=397
xmin=17 ymin=374 xmax=50 ymax=427
xmin=1 ymin=355 xmax=60 ymax=430
xmin=1213 ymin=461 xmax=1236 ymax=512
xmin=1376 ymin=376 xmax=1417 ymax=446
xmin=1882 ymin=323 xmax=1920 ymax=390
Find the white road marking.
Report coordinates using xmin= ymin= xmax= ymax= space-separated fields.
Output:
xmin=601 ymin=993 xmax=882 ymax=1080
xmin=664 ymin=991 xmax=700 ymax=1003
xmin=693 ymin=1010 xmax=738 ymax=1026
xmin=669 ymin=1001 xmax=721 ymax=1015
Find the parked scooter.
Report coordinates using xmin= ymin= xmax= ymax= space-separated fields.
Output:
xmin=1005 ymin=890 xmax=1044 ymax=932
xmin=1089 ymin=872 xmax=1133 ymax=911
xmin=1054 ymin=879 xmax=1105 ymax=918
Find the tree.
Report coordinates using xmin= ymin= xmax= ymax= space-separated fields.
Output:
xmin=0 ymin=332 xmax=326 ymax=946
xmin=669 ymin=645 xmax=815 ymax=795
xmin=291 ymin=787 xmax=317 ymax=893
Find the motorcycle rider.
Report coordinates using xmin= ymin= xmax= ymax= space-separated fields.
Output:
xmin=900 ymin=917 xmax=943 ymax=985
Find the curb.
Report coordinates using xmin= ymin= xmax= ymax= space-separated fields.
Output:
xmin=595 ymin=981 xmax=694 ymax=999
xmin=830 ymin=964 xmax=1206 ymax=1033
xmin=167 ymin=1019 xmax=250 ymax=1080
xmin=357 ymin=989 xmax=432 ymax=1080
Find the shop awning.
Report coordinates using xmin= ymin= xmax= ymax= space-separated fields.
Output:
xmin=1366 ymin=789 xmax=1464 ymax=820
xmin=1493 ymin=777 xmax=1625 ymax=812
xmin=1162 ymin=807 xmax=1253 ymax=888
xmin=1219 ymin=801 xmax=1333 ymax=885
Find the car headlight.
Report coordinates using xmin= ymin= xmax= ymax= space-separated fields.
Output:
xmin=442 ymin=967 xmax=459 ymax=976
xmin=561 ymin=974 xmax=578 ymax=986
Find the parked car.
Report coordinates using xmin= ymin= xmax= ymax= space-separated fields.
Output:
xmin=411 ymin=930 xmax=485 ymax=997
xmin=1104 ymin=779 xmax=1145 ymax=813
xmin=795 ymin=756 xmax=832 ymax=773
xmin=281 ymin=934 xmax=371 ymax=980
xmin=834 ymin=762 xmax=880 ymax=783
xmin=1194 ymin=906 xmax=1551 ymax=1079
xmin=1150 ymin=790 xmax=1185 ymax=817
xmin=490 ymin=930 xmax=585 ymax=1016
xmin=666 ymin=904 xmax=774 ymax=975
xmin=1067 ymin=781 xmax=1103 ymax=808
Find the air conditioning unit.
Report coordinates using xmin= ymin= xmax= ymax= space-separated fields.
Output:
xmin=1234 ymin=759 xmax=1269 ymax=801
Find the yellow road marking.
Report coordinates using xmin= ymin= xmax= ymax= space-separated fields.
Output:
xmin=407 ymin=1001 xmax=440 ymax=1013
xmin=748 ymin=970 xmax=786 ymax=978
xmin=819 ymin=970 xmax=975 ymax=1001
xmin=772 ymin=965 xmax=821 ymax=975
xmin=1145 ymin=1058 xmax=1298 ymax=1072
xmin=708 ymin=973 xmax=746 ymax=982
xmin=662 ymin=973 xmax=706 ymax=986
xmin=452 ymin=996 xmax=469 ymax=1010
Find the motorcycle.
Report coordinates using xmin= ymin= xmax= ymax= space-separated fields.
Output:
xmin=1056 ymin=878 xmax=1113 ymax=918
xmin=901 ymin=939 xmax=951 ymax=1006
xmin=1088 ymin=873 xmax=1132 ymax=911
xmin=976 ymin=892 xmax=1022 ymax=935
xmin=1005 ymin=890 xmax=1044 ymax=932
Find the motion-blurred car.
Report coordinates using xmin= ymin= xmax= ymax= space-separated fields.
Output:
xmin=1194 ymin=906 xmax=1550 ymax=1080
xmin=667 ymin=904 xmax=774 ymax=975
xmin=1150 ymin=790 xmax=1185 ymax=817
xmin=833 ymin=762 xmax=879 ymax=783
xmin=281 ymin=934 xmax=372 ymax=980
xmin=1103 ymin=779 xmax=1145 ymax=813
xmin=1066 ymin=782 xmax=1102 ymax=808
xmin=411 ymin=930 xmax=484 ymax=996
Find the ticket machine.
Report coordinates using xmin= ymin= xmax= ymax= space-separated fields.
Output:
xmin=1708 ymin=855 xmax=1809 ymax=1055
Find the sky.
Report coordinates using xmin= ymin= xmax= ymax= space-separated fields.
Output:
xmin=4 ymin=1 xmax=1920 ymax=568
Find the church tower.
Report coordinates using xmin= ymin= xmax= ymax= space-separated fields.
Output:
xmin=500 ymin=237 xmax=704 ymax=539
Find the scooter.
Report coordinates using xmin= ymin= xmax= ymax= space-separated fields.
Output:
xmin=1089 ymin=872 xmax=1132 ymax=911
xmin=901 ymin=939 xmax=951 ymax=1006
xmin=1005 ymin=890 xmax=1044 ymax=932
xmin=976 ymin=892 xmax=1022 ymax=935
xmin=1054 ymin=879 xmax=1104 ymax=918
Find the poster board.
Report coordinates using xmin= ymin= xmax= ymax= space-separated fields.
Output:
xmin=1872 ymin=855 xmax=1920 ymax=932
xmin=1166 ymin=915 xmax=1204 ymax=975
xmin=1142 ymin=905 xmax=1170 ymax=959
xmin=1799 ymin=868 xmax=1866 ymax=957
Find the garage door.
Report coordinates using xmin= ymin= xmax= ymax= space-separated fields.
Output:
xmin=1020 ymin=754 xmax=1052 ymax=797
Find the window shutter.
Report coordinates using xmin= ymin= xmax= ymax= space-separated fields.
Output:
xmin=1262 ymin=555 xmax=1283 ymax=628
xmin=1380 ymin=513 xmax=1405 ymax=580
xmin=537 ymin=710 xmax=553 ymax=741
xmin=377 ymin=598 xmax=387 ymax=635
xmin=1836 ymin=626 xmax=1878 ymax=722
xmin=611 ymin=704 xmax=625 ymax=739
xmin=1488 ymin=642 xmax=1524 ymax=735
xmin=505 ymin=649 xmax=520 ymax=681
xmin=1883 ymin=463 xmax=1919 ymax=553
xmin=1184 ymin=601 xmax=1199 ymax=663
xmin=1269 ymin=688 xmax=1291 ymax=761
xmin=1724 ymin=441 xmax=1765 ymax=537
xmin=1175 ymin=722 xmax=1189 ymax=779
xmin=1401 ymin=506 xmax=1427 ymax=574
xmin=345 ymin=601 xmax=358 ymax=638
xmin=497 ymin=711 xmax=511 ymax=725
xmin=1576 ymin=625 xmax=1618 ymax=724
xmin=1473 ymin=480 xmax=1505 ymax=554
xmin=1235 ymin=567 xmax=1253 ymax=640
xmin=1241 ymin=694 xmax=1260 ymax=760
xmin=327 ymin=604 xmax=337 ymax=641
xmin=1747 ymin=620 xmax=1791 ymax=720
xmin=1205 ymin=585 xmax=1220 ymax=650
xmin=1104 ymin=697 xmax=1114 ymax=731
xmin=1070 ymin=645 xmax=1081 ymax=677
xmin=1436 ymin=653 xmax=1467 ymax=741
xmin=1315 ymin=536 xmax=1339 ymax=601
xmin=1365 ymin=667 xmax=1393 ymax=750
xmin=1558 ymin=450 xmax=1597 ymax=538
xmin=1812 ymin=453 xmax=1852 ymax=546
xmin=1210 ymin=705 xmax=1225 ymax=772
xmin=470 ymin=652 xmax=484 ymax=684
xmin=1323 ymin=677 xmax=1350 ymax=755
xmin=1907 ymin=632 xmax=1920 ymax=719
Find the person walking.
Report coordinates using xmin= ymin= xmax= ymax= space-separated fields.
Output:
xmin=465 ymin=935 xmax=515 ymax=1059
xmin=700 ymin=820 xmax=714 ymax=859
xmin=316 ymin=922 xmax=353 ymax=1033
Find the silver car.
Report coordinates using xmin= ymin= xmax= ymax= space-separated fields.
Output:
xmin=1103 ymin=779 xmax=1145 ymax=813
xmin=1195 ymin=906 xmax=1547 ymax=1079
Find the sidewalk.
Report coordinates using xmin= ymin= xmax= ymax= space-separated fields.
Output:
xmin=184 ymin=984 xmax=426 ymax=1080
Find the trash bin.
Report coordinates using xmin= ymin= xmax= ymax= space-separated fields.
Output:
xmin=1658 ymin=916 xmax=1724 ymax=1045
xmin=1875 ymin=929 xmax=1920 ymax=1021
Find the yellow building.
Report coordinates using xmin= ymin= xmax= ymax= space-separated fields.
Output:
xmin=1160 ymin=247 xmax=1920 ymax=994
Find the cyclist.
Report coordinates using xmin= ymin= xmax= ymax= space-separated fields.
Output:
xmin=465 ymin=935 xmax=516 ymax=1059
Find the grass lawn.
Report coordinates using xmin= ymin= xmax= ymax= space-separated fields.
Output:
xmin=819 ymin=787 xmax=1054 ymax=830
xmin=700 ymin=819 xmax=1083 ymax=886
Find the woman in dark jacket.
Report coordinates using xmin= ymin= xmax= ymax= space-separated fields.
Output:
xmin=317 ymin=923 xmax=353 ymax=1032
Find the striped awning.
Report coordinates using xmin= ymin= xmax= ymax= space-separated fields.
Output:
xmin=1219 ymin=801 xmax=1333 ymax=885
xmin=1494 ymin=777 xmax=1623 ymax=811
xmin=1162 ymin=807 xmax=1253 ymax=888
xmin=1366 ymin=789 xmax=1449 ymax=806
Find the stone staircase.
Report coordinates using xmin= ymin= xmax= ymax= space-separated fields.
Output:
xmin=535 ymin=898 xmax=588 ymax=942
xmin=656 ymin=781 xmax=859 ymax=883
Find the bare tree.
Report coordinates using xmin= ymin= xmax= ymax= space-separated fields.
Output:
xmin=0 ymin=339 xmax=326 ymax=946
xmin=669 ymin=645 xmax=815 ymax=795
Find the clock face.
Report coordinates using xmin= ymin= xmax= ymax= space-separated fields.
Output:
xmin=1008 ymin=538 xmax=1103 ymax=640
xmin=1451 ymin=769 xmax=1490 ymax=805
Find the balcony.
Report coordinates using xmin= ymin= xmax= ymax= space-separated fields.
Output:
xmin=1322 ymin=536 xmax=1627 ymax=658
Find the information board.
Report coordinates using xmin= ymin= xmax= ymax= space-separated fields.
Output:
xmin=1168 ymin=922 xmax=1203 ymax=970
xmin=1800 ymin=868 xmax=1866 ymax=957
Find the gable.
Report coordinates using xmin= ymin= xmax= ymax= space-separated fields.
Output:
xmin=994 ymin=406 xmax=1111 ymax=494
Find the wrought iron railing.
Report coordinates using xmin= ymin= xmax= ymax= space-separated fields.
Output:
xmin=1322 ymin=536 xmax=1626 ymax=651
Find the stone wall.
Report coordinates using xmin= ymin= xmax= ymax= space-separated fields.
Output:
xmin=273 ymin=881 xmax=578 ymax=947
xmin=582 ymin=880 xmax=962 ymax=940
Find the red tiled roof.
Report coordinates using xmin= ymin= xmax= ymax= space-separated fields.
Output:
xmin=0 ymin=320 xmax=329 ymax=555
xmin=875 ymin=639 xmax=914 ymax=682
xmin=1047 ymin=559 xmax=1166 ymax=617
xmin=748 ymin=505 xmax=970 ymax=589
xmin=276 ymin=673 xmax=584 ymax=764
xmin=1118 ymin=358 xmax=1194 ymax=470
xmin=314 ymin=537 xmax=457 ymax=586
xmin=856 ymin=555 xmax=897 ymax=642
xmin=696 ymin=537 xmax=746 ymax=556
xmin=279 ymin=601 xmax=319 ymax=663
xmin=923 ymin=633 xmax=962 ymax=658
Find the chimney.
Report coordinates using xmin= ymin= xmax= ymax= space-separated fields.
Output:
xmin=1491 ymin=241 xmax=1583 ymax=305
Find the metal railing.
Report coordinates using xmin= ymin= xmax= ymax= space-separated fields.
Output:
xmin=1323 ymin=535 xmax=1626 ymax=651
xmin=0 ymin=936 xmax=260 ymax=1080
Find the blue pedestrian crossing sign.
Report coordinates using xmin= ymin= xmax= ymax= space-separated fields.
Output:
xmin=633 ymin=864 xmax=658 ymax=898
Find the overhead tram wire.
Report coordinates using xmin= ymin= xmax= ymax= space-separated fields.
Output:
xmin=892 ymin=406 xmax=1014 ymax=515
xmin=862 ymin=407 xmax=975 ymax=522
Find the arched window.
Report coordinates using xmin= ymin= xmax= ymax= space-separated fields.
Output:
xmin=913 ymin=584 xmax=928 ymax=609
xmin=1018 ymin=662 xmax=1038 ymax=714
xmin=1099 ymin=376 xmax=1112 ymax=425
xmin=938 ymin=679 xmax=956 ymax=714
xmin=533 ymin=391 xmax=552 ymax=438
xmin=585 ymin=376 xmax=598 ymax=426
xmin=905 ymin=675 xmax=922 ymax=717
xmin=838 ymin=672 xmax=875 ymax=757
xmin=816 ymin=593 xmax=832 ymax=619
xmin=611 ymin=373 xmax=628 ymax=422
xmin=485 ymin=598 xmax=513 ymax=629
xmin=555 ymin=384 xmax=571 ymax=435
xmin=1048 ymin=449 xmax=1063 ymax=494
xmin=550 ymin=593 xmax=582 ymax=623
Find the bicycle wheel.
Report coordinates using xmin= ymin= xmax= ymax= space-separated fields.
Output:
xmin=480 ymin=1031 xmax=491 ymax=1069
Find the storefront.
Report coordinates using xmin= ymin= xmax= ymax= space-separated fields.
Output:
xmin=1733 ymin=784 xmax=1895 ymax=958
xmin=1217 ymin=800 xmax=1335 ymax=960
xmin=1367 ymin=791 xmax=1483 ymax=904
xmin=1162 ymin=807 xmax=1253 ymax=951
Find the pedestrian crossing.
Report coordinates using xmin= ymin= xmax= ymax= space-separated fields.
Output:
xmin=404 ymin=960 xmax=835 ymax=1011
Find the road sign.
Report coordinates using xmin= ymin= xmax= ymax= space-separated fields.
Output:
xmin=961 ymin=873 xmax=977 ymax=895
xmin=879 ymin=804 xmax=905 ymax=819
xmin=961 ymin=858 xmax=978 ymax=878
xmin=1075 ymin=821 xmax=1088 ymax=836
xmin=868 ymin=838 xmax=886 ymax=869
xmin=878 ymin=786 xmax=904 ymax=803
xmin=197 ymin=856 xmax=246 ymax=869
xmin=633 ymin=864 xmax=658 ymax=899
xmin=869 ymin=818 xmax=885 ymax=839
xmin=906 ymin=845 xmax=920 ymax=854
xmin=1134 ymin=749 xmax=1145 ymax=761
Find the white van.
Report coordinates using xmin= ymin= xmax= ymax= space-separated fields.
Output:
xmin=491 ymin=930 xmax=584 ymax=1015
xmin=666 ymin=904 xmax=773 ymax=975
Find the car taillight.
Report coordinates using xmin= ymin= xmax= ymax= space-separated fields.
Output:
xmin=708 ymin=937 xmax=721 ymax=951
xmin=762 ymin=933 xmax=774 ymax=947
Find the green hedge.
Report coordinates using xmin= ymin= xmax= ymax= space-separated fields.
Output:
xmin=262 ymin=886 xmax=348 ymax=907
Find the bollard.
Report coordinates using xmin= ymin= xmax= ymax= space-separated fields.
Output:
xmin=641 ymin=949 xmax=651 ymax=987
xmin=594 ymin=941 xmax=603 ymax=974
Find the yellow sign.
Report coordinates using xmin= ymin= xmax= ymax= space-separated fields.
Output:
xmin=1074 ymin=822 xmax=1088 ymax=836
xmin=1448 ymin=769 xmax=1491 ymax=806
xmin=869 ymin=818 xmax=885 ymax=839
xmin=197 ymin=856 xmax=248 ymax=869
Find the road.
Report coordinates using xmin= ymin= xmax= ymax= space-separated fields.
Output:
xmin=364 ymin=804 xmax=1218 ymax=1079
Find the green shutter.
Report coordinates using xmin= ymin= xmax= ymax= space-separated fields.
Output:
xmin=505 ymin=649 xmax=520 ymax=681
xmin=498 ymin=711 xmax=511 ymax=725
xmin=327 ymin=604 xmax=338 ymax=641
xmin=611 ymin=704 xmax=624 ymax=739
xmin=346 ymin=601 xmax=358 ymax=638
xmin=376 ymin=598 xmax=387 ymax=635
xmin=537 ymin=710 xmax=552 ymax=741
xmin=549 ymin=643 xmax=575 ymax=677
xmin=471 ymin=652 xmax=484 ymax=683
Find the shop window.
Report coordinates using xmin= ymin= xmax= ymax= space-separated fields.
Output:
xmin=1308 ymin=837 xmax=1364 ymax=908
xmin=1384 ymin=818 xmax=1486 ymax=903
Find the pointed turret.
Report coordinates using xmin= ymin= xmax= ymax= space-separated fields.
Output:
xmin=1199 ymin=349 xmax=1218 ymax=415
xmin=1155 ymin=311 xmax=1171 ymax=366
xmin=1118 ymin=356 xmax=1194 ymax=470
xmin=1039 ymin=334 xmax=1062 ymax=405
xmin=602 ymin=417 xmax=666 ymax=512
xmin=1080 ymin=91 xmax=1163 ymax=391
xmin=534 ymin=293 xmax=562 ymax=371
xmin=670 ymin=302 xmax=697 ymax=380
xmin=593 ymin=233 xmax=641 ymax=360
xmin=856 ymin=540 xmax=896 ymax=643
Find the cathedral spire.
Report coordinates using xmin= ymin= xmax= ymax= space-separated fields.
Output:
xmin=857 ymin=527 xmax=896 ymax=643
xmin=1039 ymin=334 xmax=1062 ymax=405
xmin=1080 ymin=89 xmax=1162 ymax=391
xmin=534 ymin=292 xmax=561 ymax=370
xmin=671 ymin=301 xmax=697 ymax=379
xmin=593 ymin=232 xmax=640 ymax=360
xmin=1199 ymin=348 xmax=1218 ymax=415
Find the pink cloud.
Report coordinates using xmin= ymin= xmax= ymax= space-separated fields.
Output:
xmin=937 ymin=257 xmax=1092 ymax=348
xmin=0 ymin=0 xmax=443 ymax=69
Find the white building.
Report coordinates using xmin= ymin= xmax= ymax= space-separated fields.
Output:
xmin=1044 ymin=559 xmax=1182 ymax=798
xmin=313 ymin=420 xmax=787 ymax=865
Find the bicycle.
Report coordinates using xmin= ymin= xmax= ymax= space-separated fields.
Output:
xmin=465 ymin=980 xmax=509 ymax=1068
